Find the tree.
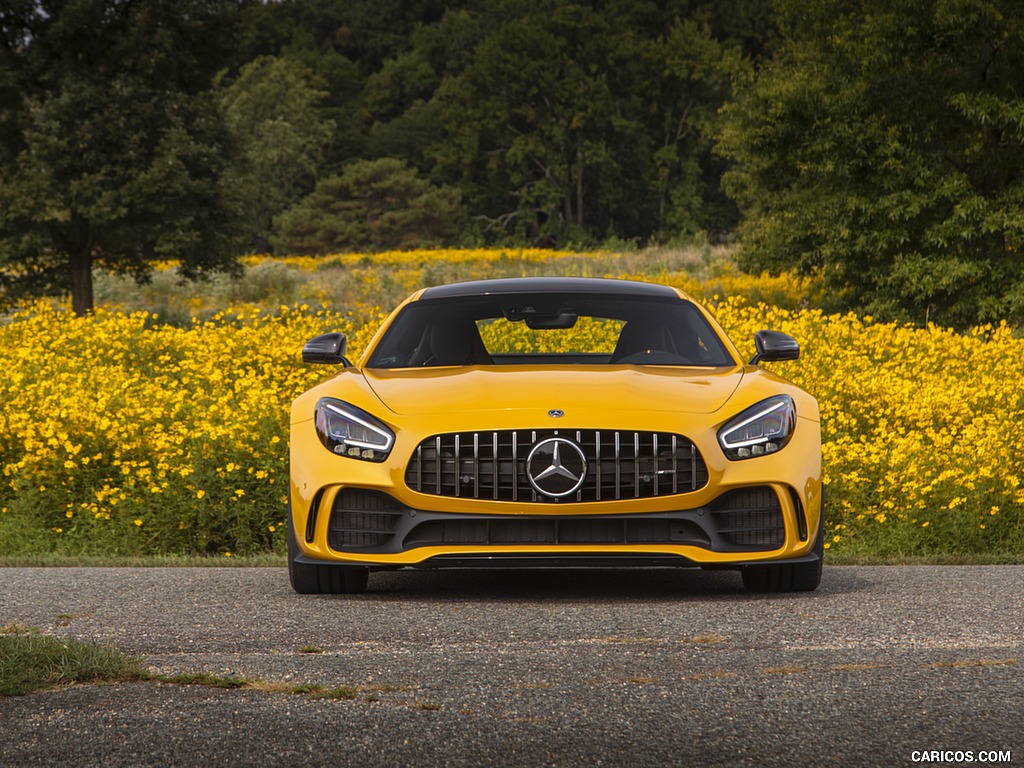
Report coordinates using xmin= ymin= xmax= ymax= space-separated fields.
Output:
xmin=718 ymin=0 xmax=1024 ymax=328
xmin=234 ymin=0 xmax=763 ymax=248
xmin=272 ymin=158 xmax=463 ymax=253
xmin=429 ymin=3 xmax=632 ymax=243
xmin=0 ymin=0 xmax=252 ymax=316
xmin=219 ymin=56 xmax=336 ymax=253
xmin=361 ymin=7 xmax=482 ymax=174
xmin=237 ymin=0 xmax=455 ymax=173
xmin=414 ymin=0 xmax=744 ymax=245
xmin=609 ymin=9 xmax=744 ymax=239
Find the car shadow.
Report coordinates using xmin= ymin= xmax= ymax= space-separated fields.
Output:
xmin=349 ymin=564 xmax=868 ymax=604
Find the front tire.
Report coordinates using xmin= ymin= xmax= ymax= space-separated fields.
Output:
xmin=741 ymin=557 xmax=821 ymax=592
xmin=742 ymin=489 xmax=825 ymax=593
xmin=287 ymin=501 xmax=370 ymax=595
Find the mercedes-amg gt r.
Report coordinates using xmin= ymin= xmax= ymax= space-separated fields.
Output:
xmin=288 ymin=277 xmax=822 ymax=593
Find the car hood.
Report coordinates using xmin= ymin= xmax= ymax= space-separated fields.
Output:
xmin=362 ymin=366 xmax=744 ymax=416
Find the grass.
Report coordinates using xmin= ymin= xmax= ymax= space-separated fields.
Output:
xmin=0 ymin=625 xmax=147 ymax=696
xmin=91 ymin=245 xmax=722 ymax=324
xmin=0 ymin=553 xmax=286 ymax=567
xmin=824 ymin=552 xmax=1024 ymax=566
xmin=0 ymin=624 xmax=381 ymax=701
xmin=149 ymin=673 xmax=360 ymax=700
xmin=154 ymin=671 xmax=249 ymax=689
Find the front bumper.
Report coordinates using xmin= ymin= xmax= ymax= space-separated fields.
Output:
xmin=290 ymin=480 xmax=821 ymax=569
xmin=290 ymin=413 xmax=822 ymax=568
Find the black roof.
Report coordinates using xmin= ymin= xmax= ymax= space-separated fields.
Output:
xmin=418 ymin=277 xmax=680 ymax=300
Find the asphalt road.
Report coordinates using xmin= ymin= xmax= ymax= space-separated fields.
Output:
xmin=1 ymin=565 xmax=1022 ymax=768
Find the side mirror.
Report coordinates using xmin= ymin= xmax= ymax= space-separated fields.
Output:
xmin=749 ymin=330 xmax=800 ymax=365
xmin=302 ymin=332 xmax=350 ymax=365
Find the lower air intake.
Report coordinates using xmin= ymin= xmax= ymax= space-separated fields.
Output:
xmin=710 ymin=488 xmax=785 ymax=549
xmin=328 ymin=489 xmax=405 ymax=549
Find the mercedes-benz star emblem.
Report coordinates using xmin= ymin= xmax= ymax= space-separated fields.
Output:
xmin=548 ymin=409 xmax=565 ymax=418
xmin=526 ymin=437 xmax=588 ymax=498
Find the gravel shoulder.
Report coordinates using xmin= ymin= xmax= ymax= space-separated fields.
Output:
xmin=1 ymin=566 xmax=1022 ymax=767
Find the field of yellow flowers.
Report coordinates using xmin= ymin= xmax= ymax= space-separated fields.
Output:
xmin=2 ymin=248 xmax=1022 ymax=560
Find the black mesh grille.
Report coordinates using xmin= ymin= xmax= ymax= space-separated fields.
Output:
xmin=324 ymin=486 xmax=786 ymax=554
xmin=328 ymin=489 xmax=405 ymax=549
xmin=710 ymin=488 xmax=785 ymax=549
xmin=402 ymin=516 xmax=711 ymax=547
xmin=405 ymin=430 xmax=708 ymax=503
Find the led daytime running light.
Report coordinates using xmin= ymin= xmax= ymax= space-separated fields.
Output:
xmin=718 ymin=396 xmax=795 ymax=461
xmin=315 ymin=399 xmax=394 ymax=462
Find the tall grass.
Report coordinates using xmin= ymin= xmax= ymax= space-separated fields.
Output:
xmin=92 ymin=245 xmax=823 ymax=322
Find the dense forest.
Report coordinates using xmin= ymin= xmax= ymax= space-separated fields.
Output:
xmin=1 ymin=0 xmax=1023 ymax=328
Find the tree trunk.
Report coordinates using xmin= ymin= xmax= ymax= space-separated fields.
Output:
xmin=68 ymin=211 xmax=94 ymax=316
xmin=575 ymin=148 xmax=584 ymax=229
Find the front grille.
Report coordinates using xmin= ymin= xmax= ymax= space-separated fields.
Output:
xmin=710 ymin=488 xmax=785 ymax=549
xmin=405 ymin=430 xmax=708 ymax=503
xmin=327 ymin=489 xmax=405 ymax=549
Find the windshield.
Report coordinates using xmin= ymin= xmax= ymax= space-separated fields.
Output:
xmin=366 ymin=293 xmax=735 ymax=368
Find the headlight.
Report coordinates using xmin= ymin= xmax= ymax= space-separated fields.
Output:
xmin=718 ymin=395 xmax=796 ymax=460
xmin=314 ymin=398 xmax=394 ymax=462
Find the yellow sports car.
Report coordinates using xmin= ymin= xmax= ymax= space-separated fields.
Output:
xmin=289 ymin=277 xmax=822 ymax=594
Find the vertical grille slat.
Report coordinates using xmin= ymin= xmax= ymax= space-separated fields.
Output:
xmin=453 ymin=434 xmax=460 ymax=498
xmin=435 ymin=436 xmax=442 ymax=495
xmin=671 ymin=435 xmax=678 ymax=495
xmin=633 ymin=432 xmax=640 ymax=499
xmin=416 ymin=445 xmax=423 ymax=491
xmin=473 ymin=433 xmax=480 ymax=499
xmin=614 ymin=432 xmax=621 ymax=500
xmin=492 ymin=432 xmax=499 ymax=501
xmin=406 ymin=430 xmax=707 ymax=503
xmin=512 ymin=432 xmax=519 ymax=502
xmin=653 ymin=434 xmax=659 ymax=497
